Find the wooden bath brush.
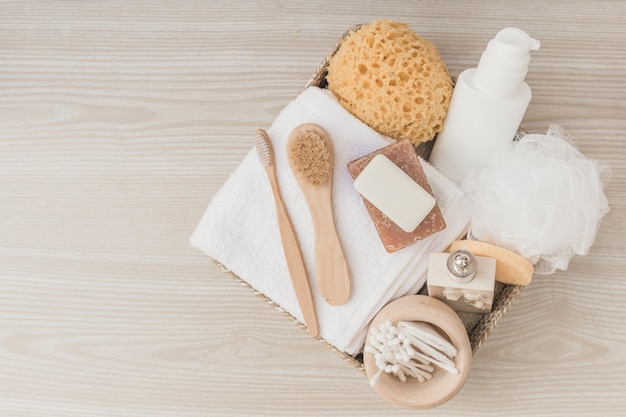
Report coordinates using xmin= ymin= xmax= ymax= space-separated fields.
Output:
xmin=287 ymin=123 xmax=351 ymax=306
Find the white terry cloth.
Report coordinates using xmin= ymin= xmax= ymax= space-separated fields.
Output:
xmin=190 ymin=87 xmax=471 ymax=355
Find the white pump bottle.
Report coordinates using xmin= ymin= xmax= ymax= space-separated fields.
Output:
xmin=429 ymin=28 xmax=540 ymax=184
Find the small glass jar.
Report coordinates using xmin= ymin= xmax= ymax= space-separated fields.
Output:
xmin=427 ymin=250 xmax=496 ymax=313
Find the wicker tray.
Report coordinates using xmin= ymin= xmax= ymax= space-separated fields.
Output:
xmin=212 ymin=24 xmax=524 ymax=372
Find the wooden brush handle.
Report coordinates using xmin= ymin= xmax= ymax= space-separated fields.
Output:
xmin=310 ymin=188 xmax=351 ymax=306
xmin=266 ymin=167 xmax=320 ymax=337
xmin=286 ymin=123 xmax=351 ymax=306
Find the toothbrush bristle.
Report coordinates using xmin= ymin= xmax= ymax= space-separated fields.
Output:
xmin=255 ymin=129 xmax=273 ymax=167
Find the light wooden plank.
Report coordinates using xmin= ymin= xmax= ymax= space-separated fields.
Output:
xmin=1 ymin=1 xmax=625 ymax=416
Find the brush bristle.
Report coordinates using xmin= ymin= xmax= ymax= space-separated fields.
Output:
xmin=255 ymin=129 xmax=273 ymax=167
xmin=287 ymin=130 xmax=331 ymax=186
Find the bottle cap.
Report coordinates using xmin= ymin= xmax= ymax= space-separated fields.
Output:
xmin=447 ymin=250 xmax=477 ymax=283
xmin=474 ymin=27 xmax=540 ymax=98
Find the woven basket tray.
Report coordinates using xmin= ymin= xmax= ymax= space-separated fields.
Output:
xmin=212 ymin=24 xmax=524 ymax=372
xmin=308 ymin=23 xmax=523 ymax=354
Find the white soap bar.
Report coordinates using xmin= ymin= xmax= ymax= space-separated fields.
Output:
xmin=353 ymin=154 xmax=436 ymax=233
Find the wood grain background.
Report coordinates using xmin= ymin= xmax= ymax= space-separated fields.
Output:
xmin=1 ymin=1 xmax=625 ymax=416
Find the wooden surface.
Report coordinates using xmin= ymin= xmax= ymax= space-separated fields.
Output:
xmin=1 ymin=1 xmax=625 ymax=416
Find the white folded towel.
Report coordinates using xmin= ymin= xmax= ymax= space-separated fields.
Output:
xmin=190 ymin=87 xmax=471 ymax=355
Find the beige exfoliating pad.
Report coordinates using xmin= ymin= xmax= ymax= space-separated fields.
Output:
xmin=447 ymin=240 xmax=534 ymax=286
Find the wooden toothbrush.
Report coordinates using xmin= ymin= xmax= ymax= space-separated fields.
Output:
xmin=286 ymin=123 xmax=351 ymax=306
xmin=255 ymin=129 xmax=320 ymax=338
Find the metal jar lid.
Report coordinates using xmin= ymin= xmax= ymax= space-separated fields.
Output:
xmin=446 ymin=250 xmax=477 ymax=283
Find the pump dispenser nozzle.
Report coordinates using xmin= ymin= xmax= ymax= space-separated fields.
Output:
xmin=474 ymin=28 xmax=540 ymax=98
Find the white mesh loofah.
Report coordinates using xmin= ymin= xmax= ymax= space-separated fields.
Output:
xmin=464 ymin=125 xmax=610 ymax=275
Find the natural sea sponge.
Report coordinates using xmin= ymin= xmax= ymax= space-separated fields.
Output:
xmin=327 ymin=20 xmax=453 ymax=145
